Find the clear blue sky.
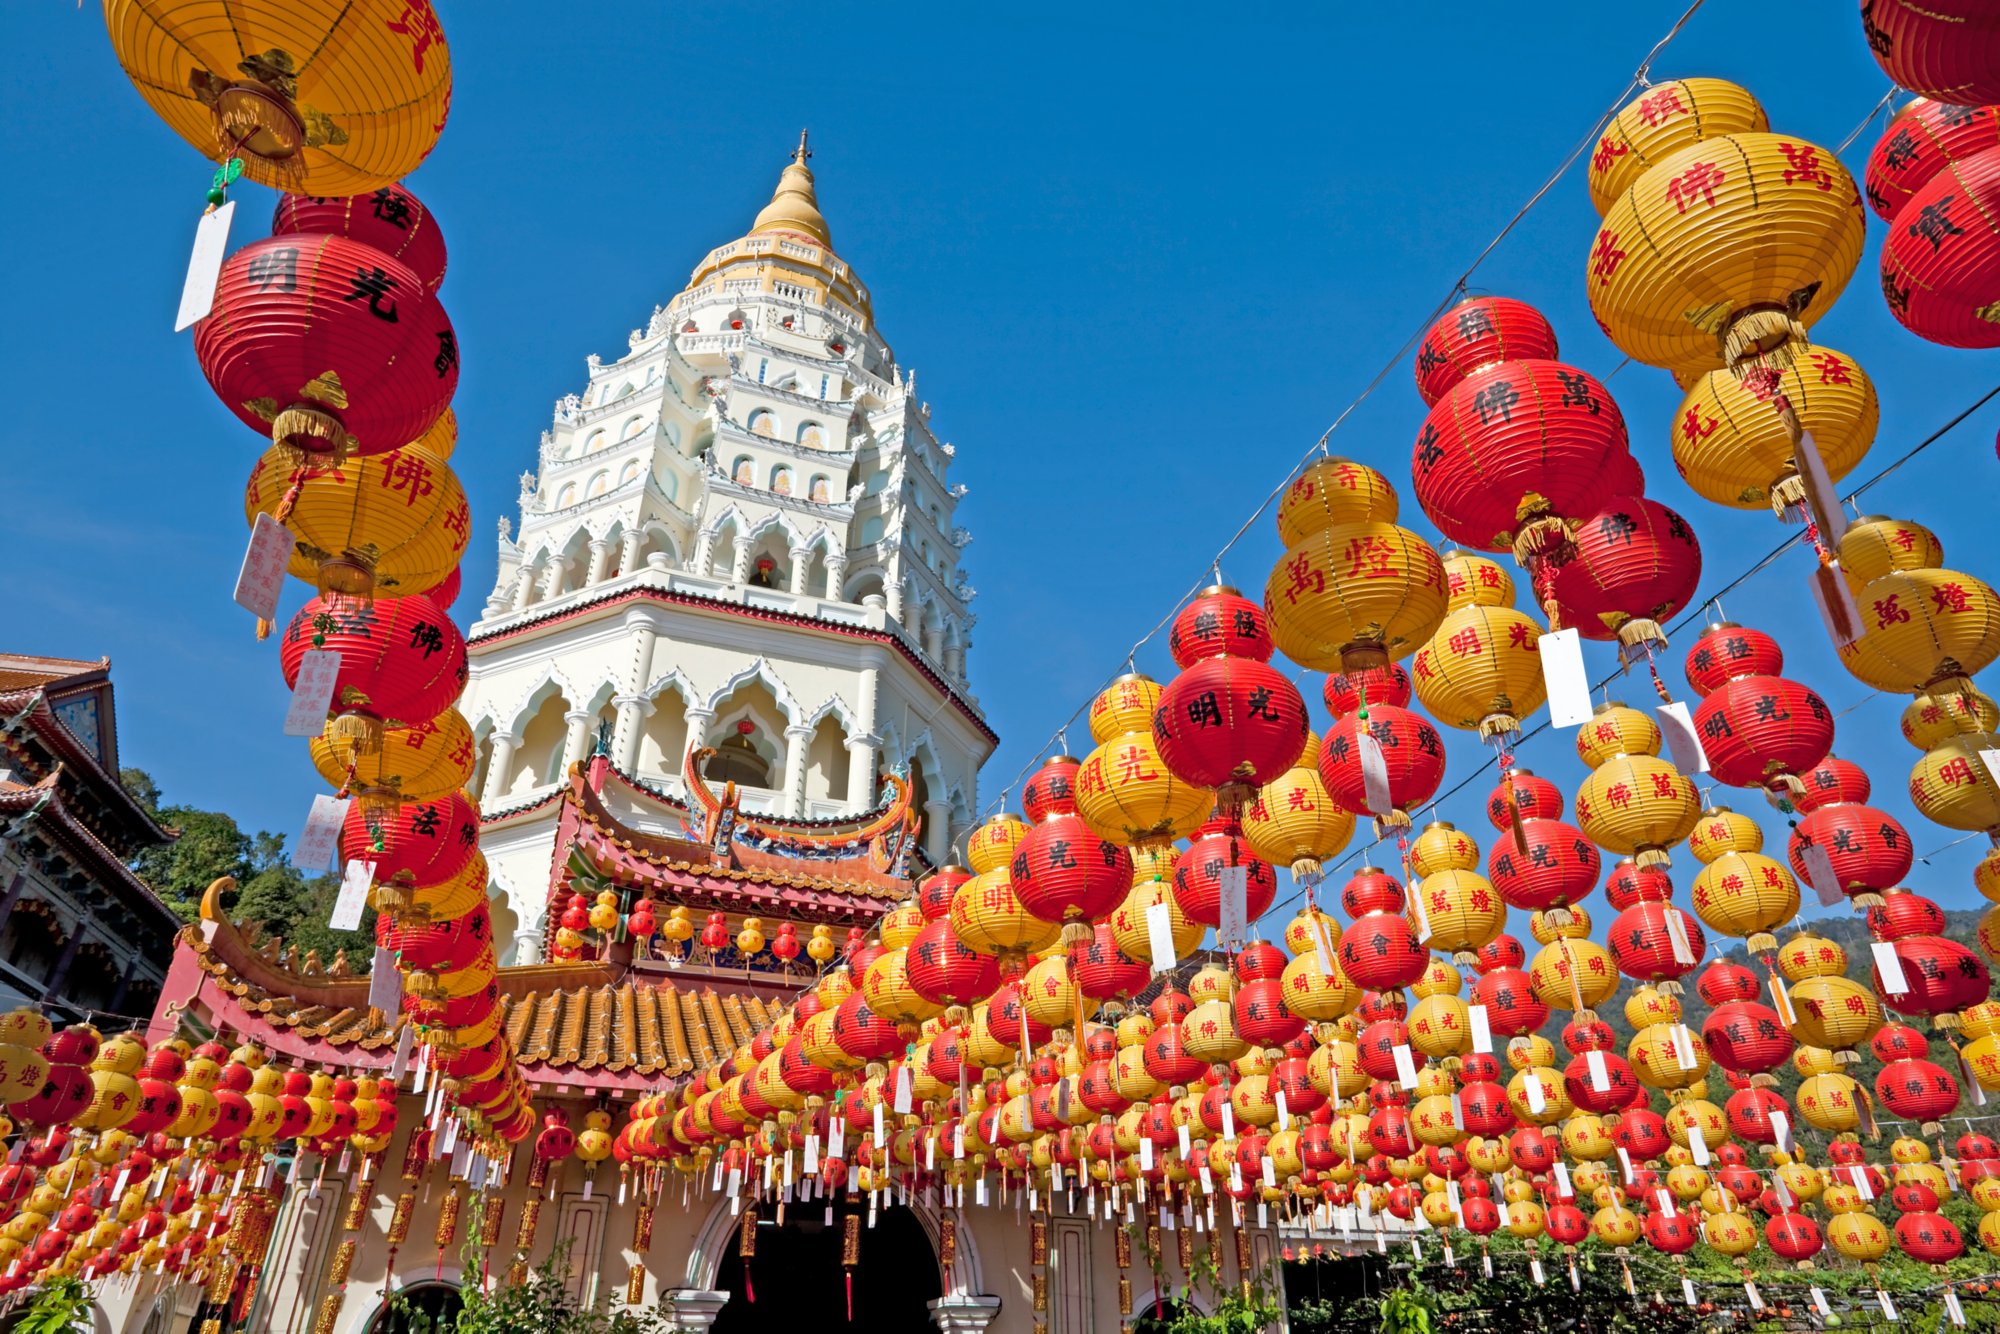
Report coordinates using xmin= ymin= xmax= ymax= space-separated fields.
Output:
xmin=8 ymin=4 xmax=1999 ymax=916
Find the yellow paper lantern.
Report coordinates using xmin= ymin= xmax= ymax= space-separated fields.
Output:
xmin=1796 ymin=1072 xmax=1865 ymax=1132
xmin=311 ymin=707 xmax=473 ymax=811
xmin=103 ymin=0 xmax=452 ymax=195
xmin=1575 ymin=754 xmax=1700 ymax=867
xmin=1909 ymin=732 xmax=2000 ymax=833
xmin=1686 ymin=805 xmax=1762 ymax=863
xmin=1076 ymin=732 xmax=1210 ymax=847
xmin=1265 ymin=517 xmax=1450 ymax=673
xmin=1529 ymin=936 xmax=1619 ymax=1013
xmin=1688 ymin=850 xmax=1799 ymax=951
xmin=1411 ymin=604 xmax=1547 ymax=738
xmin=1673 ymin=347 xmax=1877 ymax=512
xmin=1408 ymin=994 xmax=1471 ymax=1060
xmin=1589 ymin=133 xmax=1866 ymax=376
xmin=1840 ymin=569 xmax=2000 ymax=694
xmin=1902 ymin=686 xmax=1999 ymax=749
xmin=1020 ymin=956 xmax=1077 ymax=1029
xmin=949 ymin=869 xmax=1058 ymax=959
xmin=1275 ymin=456 xmax=1401 ymax=548
xmin=966 ymin=814 xmax=1027 ymax=875
xmin=1702 ymin=1209 xmax=1758 ymax=1256
xmin=1279 ymin=949 xmax=1359 ymax=1022
xmin=1441 ymin=552 xmax=1516 ymax=611
xmin=1110 ymin=877 xmax=1203 ymax=963
xmin=244 ymin=442 xmax=467 ymax=599
xmin=1586 ymin=79 xmax=1770 ymax=215
xmin=1410 ymin=821 xmax=1480 ymax=876
xmin=1841 ymin=515 xmax=1946 ymax=584
xmin=1242 ymin=746 xmax=1355 ymax=879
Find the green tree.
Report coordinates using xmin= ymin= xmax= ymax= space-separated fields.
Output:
xmin=120 ymin=769 xmax=373 ymax=965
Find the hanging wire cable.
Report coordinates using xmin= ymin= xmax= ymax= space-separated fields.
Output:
xmin=972 ymin=0 xmax=1711 ymax=821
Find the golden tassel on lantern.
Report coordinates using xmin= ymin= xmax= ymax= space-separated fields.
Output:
xmin=1033 ymin=1271 xmax=1048 ymax=1312
xmin=1030 ymin=1216 xmax=1048 ymax=1265
xmin=627 ymin=1262 xmax=646 ymax=1305
xmin=507 ymin=1262 xmax=528 ymax=1287
xmin=633 ymin=1201 xmax=655 ymax=1251
xmin=1119 ymin=1276 xmax=1133 ymax=1315
xmin=843 ymin=1213 xmax=862 ymax=1321
xmin=434 ymin=1186 xmax=462 ymax=1250
xmin=328 ymin=1240 xmax=357 ymax=1286
xmin=1208 ymin=1229 xmax=1223 ymax=1269
xmin=480 ymin=1197 xmax=506 ymax=1247
xmin=1177 ymin=1228 xmax=1193 ymax=1271
xmin=515 ymin=1198 xmax=542 ymax=1254
xmin=201 ymin=1322 xmax=222 ymax=1334
xmin=386 ymin=1194 xmax=415 ymax=1246
xmin=1146 ymin=1225 xmax=1162 ymax=1268
xmin=528 ymin=1153 xmax=552 ymax=1190
xmin=312 ymin=1293 xmax=343 ymax=1334
xmin=342 ymin=1189 xmax=369 ymax=1232
xmin=1116 ymin=1227 xmax=1132 ymax=1269
xmin=739 ymin=1206 xmax=757 ymax=1257
xmin=939 ymin=1214 xmax=957 ymax=1271
xmin=1235 ymin=1228 xmax=1252 ymax=1274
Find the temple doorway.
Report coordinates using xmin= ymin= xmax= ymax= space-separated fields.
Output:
xmin=712 ymin=1203 xmax=942 ymax=1332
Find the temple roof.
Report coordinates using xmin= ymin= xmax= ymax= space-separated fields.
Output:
xmin=172 ymin=906 xmax=779 ymax=1095
xmin=0 ymin=664 xmax=169 ymax=857
xmin=0 ymin=770 xmax=179 ymax=934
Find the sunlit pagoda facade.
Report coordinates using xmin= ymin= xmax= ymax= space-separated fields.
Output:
xmin=459 ymin=134 xmax=995 ymax=963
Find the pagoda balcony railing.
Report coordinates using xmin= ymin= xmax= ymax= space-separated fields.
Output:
xmin=475 ymin=564 xmax=889 ymax=638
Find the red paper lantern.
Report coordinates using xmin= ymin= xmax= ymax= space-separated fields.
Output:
xmin=1324 ymin=663 xmax=1411 ymax=718
xmin=1881 ymin=146 xmax=2000 ymax=348
xmin=282 ymin=591 xmax=465 ymax=750
xmin=340 ymin=789 xmax=479 ymax=888
xmin=1486 ymin=818 xmax=1600 ymax=912
xmin=1411 ymin=359 xmax=1630 ymax=553
xmin=1693 ymin=675 xmax=1835 ymax=795
xmin=1458 ymin=1080 xmax=1515 ymax=1136
xmin=1876 ymin=1056 xmax=1960 ymax=1123
xmin=1545 ymin=1203 xmax=1591 ymax=1247
xmin=1701 ymin=999 xmax=1794 ymax=1075
xmin=1413 ymin=297 xmax=1561 ymax=406
xmin=1866 ymin=102 xmax=2000 ymax=221
xmin=272 ymin=185 xmax=449 ymax=292
xmin=1766 ymin=1212 xmax=1823 ymax=1263
xmin=1142 ymin=1023 xmax=1207 ymax=1086
xmin=1236 ymin=978 xmax=1304 ymax=1046
xmin=1470 ymin=965 xmax=1548 ymax=1038
xmin=1860 ymin=2 xmax=2000 ymax=108
xmin=1788 ymin=803 xmax=1913 ymax=902
xmin=1069 ymin=923 xmax=1150 ymax=1000
xmin=1563 ymin=1052 xmax=1638 ymax=1114
xmin=917 ymin=865 xmax=969 ymax=922
xmin=1894 ymin=1211 xmax=1966 ymax=1264
xmin=1341 ymin=867 xmax=1405 ymax=918
xmin=906 ymin=919 xmax=1001 ymax=1008
xmin=1608 ymin=902 xmax=1704 ymax=983
xmin=1319 ymin=705 xmax=1446 ymax=821
xmin=1725 ymin=1085 xmax=1790 ymax=1144
xmin=1155 ymin=655 xmax=1307 ymax=792
xmin=1172 ymin=822 xmax=1276 ymax=928
xmin=1012 ymin=812 xmax=1131 ymax=926
xmin=1616 ymin=1107 xmax=1670 ymax=1160
xmin=1169 ymin=586 xmax=1273 ymax=666
xmin=1487 ymin=769 xmax=1564 ymax=828
xmin=1683 ymin=623 xmax=1784 ymax=696
xmin=1873 ymin=934 xmax=1990 ymax=1019
xmin=1549 ymin=498 xmax=1701 ymax=648
xmin=194 ymin=234 xmax=459 ymax=457
xmin=1338 ymin=914 xmax=1428 ymax=992
xmin=1604 ymin=859 xmax=1672 ymax=909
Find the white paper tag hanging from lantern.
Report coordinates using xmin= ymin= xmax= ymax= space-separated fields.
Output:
xmin=1216 ymin=866 xmax=1249 ymax=944
xmin=1663 ymin=907 xmax=1697 ymax=965
xmin=1871 ymin=941 xmax=1911 ymax=997
xmin=367 ymin=948 xmax=400 ymax=1014
xmin=1810 ymin=562 xmax=1865 ymax=647
xmin=176 ymin=201 xmax=235 ymax=331
xmin=1539 ymin=628 xmax=1594 ymax=727
xmin=293 ymin=794 xmax=351 ymax=875
xmin=1798 ymin=840 xmax=1846 ymax=908
xmin=1392 ymin=1044 xmax=1419 ymax=1091
xmin=1145 ymin=901 xmax=1178 ymax=974
xmin=284 ymin=650 xmax=343 ymax=737
xmin=1656 ymin=701 xmax=1709 ymax=775
xmin=328 ymin=860 xmax=375 ymax=932
xmin=1468 ymin=1003 xmax=1493 ymax=1054
xmin=234 ymin=512 xmax=292 ymax=622
xmin=1357 ymin=732 xmax=1394 ymax=817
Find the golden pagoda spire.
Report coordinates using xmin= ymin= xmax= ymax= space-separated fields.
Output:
xmin=752 ymin=128 xmax=830 ymax=245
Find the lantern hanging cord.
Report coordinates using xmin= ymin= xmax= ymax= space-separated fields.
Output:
xmin=971 ymin=0 xmax=1712 ymax=825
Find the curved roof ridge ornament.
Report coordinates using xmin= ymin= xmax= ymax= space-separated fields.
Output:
xmin=681 ymin=745 xmax=913 ymax=850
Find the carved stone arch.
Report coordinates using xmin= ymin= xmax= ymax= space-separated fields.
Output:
xmin=804 ymin=693 xmax=857 ymax=730
xmin=700 ymin=657 xmax=802 ymax=725
xmin=641 ymin=668 xmax=700 ymax=710
xmin=702 ymin=504 xmax=749 ymax=545
xmin=744 ymin=509 xmax=806 ymax=550
xmin=579 ymin=678 xmax=620 ymax=715
xmin=679 ymin=1190 xmax=982 ymax=1296
xmin=907 ymin=730 xmax=943 ymax=783
xmin=486 ymin=867 xmax=527 ymax=965
xmin=640 ymin=521 xmax=681 ymax=569
xmin=503 ymin=665 xmax=584 ymax=737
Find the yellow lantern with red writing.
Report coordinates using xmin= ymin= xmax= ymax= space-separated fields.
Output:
xmin=1076 ymin=728 xmax=1210 ymax=848
xmin=1585 ymin=79 xmax=1769 ymax=215
xmin=1588 ymin=128 xmax=1867 ymax=376
xmin=1910 ymin=733 xmax=2000 ymax=834
xmin=966 ymin=814 xmax=1028 ymax=876
xmin=1264 ymin=460 xmax=1448 ymax=673
xmin=1840 ymin=570 xmax=2000 ymax=695
xmin=1689 ymin=851 xmax=1800 ymax=952
xmin=1411 ymin=604 xmax=1546 ymax=739
xmin=1572 ymin=704 xmax=1699 ymax=867
xmin=1673 ymin=347 xmax=1877 ymax=513
xmin=1242 ymin=733 xmax=1354 ymax=881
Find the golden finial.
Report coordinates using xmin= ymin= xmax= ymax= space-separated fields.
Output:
xmin=793 ymin=128 xmax=811 ymax=165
